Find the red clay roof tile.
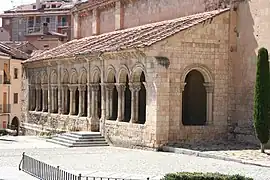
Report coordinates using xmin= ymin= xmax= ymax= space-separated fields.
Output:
xmin=24 ymin=8 xmax=229 ymax=63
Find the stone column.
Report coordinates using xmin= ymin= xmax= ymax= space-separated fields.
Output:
xmin=28 ymin=85 xmax=34 ymax=111
xmin=179 ymin=83 xmax=186 ymax=123
xmin=61 ymin=86 xmax=66 ymax=114
xmin=78 ymin=85 xmax=86 ymax=117
xmin=35 ymin=85 xmax=41 ymax=111
xmin=87 ymin=84 xmax=92 ymax=118
xmin=68 ymin=85 xmax=77 ymax=115
xmin=204 ymin=83 xmax=214 ymax=125
xmin=116 ymin=83 xmax=126 ymax=122
xmin=51 ymin=85 xmax=58 ymax=113
xmin=104 ymin=83 xmax=114 ymax=119
xmin=129 ymin=83 xmax=141 ymax=123
xmin=41 ymin=84 xmax=48 ymax=112
xmin=91 ymin=84 xmax=99 ymax=119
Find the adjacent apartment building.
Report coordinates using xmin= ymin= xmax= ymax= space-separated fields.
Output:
xmin=0 ymin=43 xmax=29 ymax=132
xmin=0 ymin=0 xmax=76 ymax=50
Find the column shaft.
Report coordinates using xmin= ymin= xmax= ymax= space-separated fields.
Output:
xmin=87 ymin=85 xmax=92 ymax=118
xmin=129 ymin=83 xmax=141 ymax=123
xmin=116 ymin=83 xmax=125 ymax=122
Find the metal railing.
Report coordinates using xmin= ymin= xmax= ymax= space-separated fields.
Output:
xmin=19 ymin=152 xmax=150 ymax=180
xmin=27 ymin=26 xmax=42 ymax=34
xmin=58 ymin=22 xmax=69 ymax=27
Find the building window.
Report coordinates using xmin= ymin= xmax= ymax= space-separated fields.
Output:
xmin=46 ymin=17 xmax=50 ymax=23
xmin=14 ymin=93 xmax=18 ymax=104
xmin=14 ymin=68 xmax=18 ymax=79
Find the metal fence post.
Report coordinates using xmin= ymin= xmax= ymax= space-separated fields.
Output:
xmin=57 ymin=166 xmax=60 ymax=180
xmin=19 ymin=152 xmax=25 ymax=171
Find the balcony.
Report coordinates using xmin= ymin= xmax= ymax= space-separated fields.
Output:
xmin=26 ymin=26 xmax=42 ymax=35
xmin=0 ymin=104 xmax=11 ymax=114
xmin=57 ymin=22 xmax=69 ymax=28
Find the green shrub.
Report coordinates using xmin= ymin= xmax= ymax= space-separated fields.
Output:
xmin=0 ymin=129 xmax=7 ymax=136
xmin=161 ymin=172 xmax=253 ymax=180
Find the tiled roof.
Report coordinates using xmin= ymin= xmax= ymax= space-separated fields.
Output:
xmin=24 ymin=8 xmax=229 ymax=63
xmin=0 ymin=43 xmax=30 ymax=60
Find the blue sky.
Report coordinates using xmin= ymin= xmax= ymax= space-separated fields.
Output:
xmin=0 ymin=0 xmax=36 ymax=13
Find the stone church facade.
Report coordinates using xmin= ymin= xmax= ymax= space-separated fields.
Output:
xmin=21 ymin=0 xmax=269 ymax=148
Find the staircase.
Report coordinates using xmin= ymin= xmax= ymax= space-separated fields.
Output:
xmin=47 ymin=131 xmax=109 ymax=147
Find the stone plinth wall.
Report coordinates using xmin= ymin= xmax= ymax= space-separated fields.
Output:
xmin=104 ymin=120 xmax=156 ymax=148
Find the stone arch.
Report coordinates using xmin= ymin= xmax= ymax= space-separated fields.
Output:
xmin=36 ymin=73 xmax=41 ymax=84
xmin=50 ymin=69 xmax=58 ymax=84
xmin=79 ymin=67 xmax=88 ymax=84
xmin=92 ymin=66 xmax=101 ymax=83
xmin=30 ymin=74 xmax=35 ymax=84
xmin=62 ymin=69 xmax=69 ymax=84
xmin=11 ymin=116 xmax=19 ymax=136
xmin=130 ymin=63 xmax=147 ymax=124
xmin=181 ymin=64 xmax=213 ymax=84
xmin=118 ymin=65 xmax=130 ymax=83
xmin=70 ymin=68 xmax=78 ymax=84
xmin=181 ymin=64 xmax=214 ymax=126
xmin=106 ymin=65 xmax=116 ymax=83
xmin=131 ymin=63 xmax=146 ymax=82
xmin=41 ymin=71 xmax=48 ymax=84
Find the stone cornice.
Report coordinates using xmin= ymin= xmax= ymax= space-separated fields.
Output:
xmin=23 ymin=49 xmax=146 ymax=68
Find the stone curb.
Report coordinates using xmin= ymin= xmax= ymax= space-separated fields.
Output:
xmin=162 ymin=146 xmax=270 ymax=168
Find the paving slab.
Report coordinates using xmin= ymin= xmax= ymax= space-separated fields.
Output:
xmin=1 ymin=136 xmax=270 ymax=180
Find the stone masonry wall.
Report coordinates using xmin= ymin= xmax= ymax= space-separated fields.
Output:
xmin=231 ymin=0 xmax=270 ymax=144
xmin=76 ymin=0 xmax=234 ymax=38
xmin=145 ymin=11 xmax=232 ymax=144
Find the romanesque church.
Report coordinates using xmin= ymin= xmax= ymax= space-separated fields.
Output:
xmin=21 ymin=0 xmax=266 ymax=147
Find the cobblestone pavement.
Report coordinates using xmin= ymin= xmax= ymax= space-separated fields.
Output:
xmin=172 ymin=141 xmax=270 ymax=167
xmin=1 ymin=136 xmax=270 ymax=180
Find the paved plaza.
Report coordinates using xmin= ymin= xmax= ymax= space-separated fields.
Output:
xmin=1 ymin=136 xmax=270 ymax=180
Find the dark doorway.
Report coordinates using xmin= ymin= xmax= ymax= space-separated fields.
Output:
xmin=138 ymin=72 xmax=146 ymax=124
xmin=40 ymin=89 xmax=43 ymax=111
xmin=110 ymin=77 xmax=118 ymax=120
xmin=182 ymin=70 xmax=207 ymax=125
xmin=124 ymin=75 xmax=131 ymax=122
xmin=66 ymin=89 xmax=70 ymax=114
xmin=75 ymin=88 xmax=79 ymax=115
xmin=83 ymin=86 xmax=88 ymax=117
xmin=11 ymin=117 xmax=19 ymax=136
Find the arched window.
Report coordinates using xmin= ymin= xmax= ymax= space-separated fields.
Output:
xmin=182 ymin=70 xmax=207 ymax=125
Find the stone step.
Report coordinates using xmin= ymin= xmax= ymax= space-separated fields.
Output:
xmin=52 ymin=137 xmax=107 ymax=145
xmin=63 ymin=133 xmax=104 ymax=140
xmin=47 ymin=139 xmax=109 ymax=148
xmin=47 ymin=131 xmax=109 ymax=147
xmin=59 ymin=134 xmax=106 ymax=142
xmin=70 ymin=131 xmax=102 ymax=137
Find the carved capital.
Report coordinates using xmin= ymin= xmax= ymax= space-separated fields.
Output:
xmin=51 ymin=84 xmax=58 ymax=90
xmin=90 ymin=83 xmax=100 ymax=92
xmin=104 ymin=83 xmax=115 ymax=91
xmin=203 ymin=83 xmax=214 ymax=93
xmin=129 ymin=82 xmax=141 ymax=92
xmin=78 ymin=85 xmax=87 ymax=92
xmin=68 ymin=84 xmax=78 ymax=91
xmin=35 ymin=85 xmax=41 ymax=90
xmin=180 ymin=83 xmax=186 ymax=92
xmin=41 ymin=84 xmax=48 ymax=90
xmin=116 ymin=83 xmax=126 ymax=92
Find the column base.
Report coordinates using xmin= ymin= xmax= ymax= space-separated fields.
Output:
xmin=90 ymin=116 xmax=100 ymax=132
